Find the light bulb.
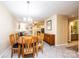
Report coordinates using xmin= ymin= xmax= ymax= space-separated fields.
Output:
xmin=23 ymin=17 xmax=26 ymax=22
xmin=28 ymin=17 xmax=33 ymax=23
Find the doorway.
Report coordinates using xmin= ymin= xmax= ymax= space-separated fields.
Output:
xmin=68 ymin=20 xmax=78 ymax=52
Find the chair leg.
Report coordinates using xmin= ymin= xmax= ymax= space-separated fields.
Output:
xmin=42 ymin=46 xmax=43 ymax=53
xmin=36 ymin=46 xmax=38 ymax=56
xmin=14 ymin=50 xmax=15 ymax=53
xmin=22 ymin=50 xmax=24 ymax=58
xmin=22 ymin=54 xmax=24 ymax=58
xmin=33 ymin=47 xmax=35 ymax=57
xmin=33 ymin=48 xmax=35 ymax=58
xmin=11 ymin=49 xmax=13 ymax=58
xmin=33 ymin=53 xmax=35 ymax=58
xmin=18 ymin=50 xmax=20 ymax=58
xmin=22 ymin=49 xmax=24 ymax=58
xmin=18 ymin=45 xmax=20 ymax=58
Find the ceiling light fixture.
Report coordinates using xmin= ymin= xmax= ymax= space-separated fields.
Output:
xmin=23 ymin=17 xmax=26 ymax=22
xmin=27 ymin=1 xmax=33 ymax=23
xmin=23 ymin=1 xmax=33 ymax=23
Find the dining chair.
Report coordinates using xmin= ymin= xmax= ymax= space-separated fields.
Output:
xmin=22 ymin=36 xmax=35 ymax=58
xmin=32 ymin=35 xmax=38 ymax=55
xmin=24 ymin=32 xmax=27 ymax=36
xmin=15 ymin=33 xmax=19 ymax=42
xmin=36 ymin=33 xmax=44 ymax=56
xmin=9 ymin=34 xmax=19 ymax=58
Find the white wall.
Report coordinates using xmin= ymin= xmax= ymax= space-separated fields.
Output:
xmin=12 ymin=17 xmax=19 ymax=32
xmin=45 ymin=15 xmax=57 ymax=34
xmin=45 ymin=15 xmax=68 ymax=46
xmin=78 ymin=20 xmax=79 ymax=54
xmin=0 ymin=3 xmax=16 ymax=54
xmin=78 ymin=8 xmax=79 ymax=54
xmin=56 ymin=15 xmax=68 ymax=45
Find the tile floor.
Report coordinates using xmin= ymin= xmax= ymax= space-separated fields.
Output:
xmin=1 ymin=41 xmax=79 ymax=58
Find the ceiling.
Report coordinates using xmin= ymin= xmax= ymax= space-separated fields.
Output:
xmin=1 ymin=1 xmax=79 ymax=21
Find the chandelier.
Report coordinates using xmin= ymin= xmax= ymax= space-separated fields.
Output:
xmin=23 ymin=1 xmax=33 ymax=23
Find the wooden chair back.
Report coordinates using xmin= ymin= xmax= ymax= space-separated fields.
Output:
xmin=22 ymin=36 xmax=34 ymax=57
xmin=9 ymin=34 xmax=19 ymax=58
xmin=37 ymin=33 xmax=44 ymax=42
xmin=9 ymin=34 xmax=15 ymax=46
xmin=41 ymin=33 xmax=44 ymax=41
xmin=15 ymin=33 xmax=19 ymax=41
xmin=22 ymin=36 xmax=33 ymax=48
xmin=32 ymin=35 xmax=38 ymax=43
xmin=36 ymin=33 xmax=44 ymax=55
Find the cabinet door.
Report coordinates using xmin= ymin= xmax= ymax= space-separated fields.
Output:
xmin=50 ymin=35 xmax=55 ymax=45
xmin=44 ymin=34 xmax=47 ymax=42
xmin=47 ymin=36 xmax=50 ymax=43
xmin=44 ymin=34 xmax=55 ymax=45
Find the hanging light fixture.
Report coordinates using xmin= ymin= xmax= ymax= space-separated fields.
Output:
xmin=23 ymin=17 xmax=26 ymax=22
xmin=27 ymin=1 xmax=33 ymax=23
xmin=23 ymin=1 xmax=33 ymax=23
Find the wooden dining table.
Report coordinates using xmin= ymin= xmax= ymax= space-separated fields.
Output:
xmin=17 ymin=35 xmax=38 ymax=58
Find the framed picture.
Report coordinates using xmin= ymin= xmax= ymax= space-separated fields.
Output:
xmin=46 ymin=20 xmax=52 ymax=30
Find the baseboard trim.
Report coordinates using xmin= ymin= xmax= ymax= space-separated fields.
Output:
xmin=55 ymin=44 xmax=68 ymax=46
xmin=0 ymin=47 xmax=10 ymax=58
